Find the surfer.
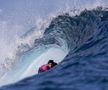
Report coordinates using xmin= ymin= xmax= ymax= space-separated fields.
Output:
xmin=38 ymin=60 xmax=57 ymax=73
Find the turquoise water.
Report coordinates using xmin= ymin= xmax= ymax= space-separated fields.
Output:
xmin=0 ymin=46 xmax=67 ymax=86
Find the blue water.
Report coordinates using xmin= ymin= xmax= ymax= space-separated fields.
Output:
xmin=1 ymin=8 xmax=108 ymax=90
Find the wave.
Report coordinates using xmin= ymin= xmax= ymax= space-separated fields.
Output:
xmin=0 ymin=7 xmax=108 ymax=90
xmin=0 ymin=0 xmax=106 ymax=80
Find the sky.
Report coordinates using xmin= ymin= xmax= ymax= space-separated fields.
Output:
xmin=0 ymin=0 xmax=107 ymax=29
xmin=0 ymin=0 xmax=107 ymax=64
xmin=0 ymin=0 xmax=105 ymax=25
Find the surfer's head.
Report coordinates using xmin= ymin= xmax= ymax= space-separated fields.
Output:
xmin=48 ymin=60 xmax=57 ymax=68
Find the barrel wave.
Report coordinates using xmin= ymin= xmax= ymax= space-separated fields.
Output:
xmin=1 ymin=8 xmax=108 ymax=90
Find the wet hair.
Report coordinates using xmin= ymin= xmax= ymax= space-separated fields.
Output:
xmin=48 ymin=60 xmax=57 ymax=67
xmin=48 ymin=60 xmax=54 ymax=64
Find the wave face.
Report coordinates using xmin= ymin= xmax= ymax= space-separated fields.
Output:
xmin=1 ymin=8 xmax=108 ymax=90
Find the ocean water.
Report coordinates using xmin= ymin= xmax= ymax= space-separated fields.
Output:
xmin=0 ymin=7 xmax=108 ymax=90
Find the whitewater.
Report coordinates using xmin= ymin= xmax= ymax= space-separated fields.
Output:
xmin=0 ymin=0 xmax=108 ymax=90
